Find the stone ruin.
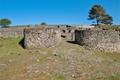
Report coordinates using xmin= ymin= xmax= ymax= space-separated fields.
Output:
xmin=0 ymin=27 xmax=24 ymax=38
xmin=24 ymin=27 xmax=61 ymax=49
xmin=75 ymin=30 xmax=120 ymax=52
xmin=0 ymin=25 xmax=76 ymax=49
xmin=56 ymin=25 xmax=80 ymax=40
xmin=0 ymin=25 xmax=120 ymax=52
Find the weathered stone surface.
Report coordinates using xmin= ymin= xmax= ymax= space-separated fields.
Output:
xmin=0 ymin=28 xmax=24 ymax=38
xmin=59 ymin=26 xmax=79 ymax=40
xmin=75 ymin=30 xmax=120 ymax=52
xmin=24 ymin=27 xmax=61 ymax=49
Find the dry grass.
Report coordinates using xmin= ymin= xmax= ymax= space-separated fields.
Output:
xmin=0 ymin=38 xmax=120 ymax=80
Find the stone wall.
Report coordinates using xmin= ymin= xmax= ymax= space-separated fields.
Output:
xmin=24 ymin=27 xmax=61 ymax=49
xmin=75 ymin=30 xmax=120 ymax=52
xmin=59 ymin=27 xmax=79 ymax=40
xmin=0 ymin=28 xmax=25 ymax=38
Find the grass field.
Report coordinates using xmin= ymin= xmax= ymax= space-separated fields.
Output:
xmin=0 ymin=37 xmax=120 ymax=80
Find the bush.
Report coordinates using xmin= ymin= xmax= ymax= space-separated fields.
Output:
xmin=40 ymin=22 xmax=47 ymax=26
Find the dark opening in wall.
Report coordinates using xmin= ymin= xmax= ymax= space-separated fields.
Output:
xmin=67 ymin=41 xmax=77 ymax=44
xmin=68 ymin=30 xmax=71 ymax=33
xmin=62 ymin=30 xmax=66 ymax=33
xmin=61 ymin=35 xmax=66 ymax=38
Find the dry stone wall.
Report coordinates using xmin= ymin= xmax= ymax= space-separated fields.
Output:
xmin=0 ymin=28 xmax=24 ymax=38
xmin=24 ymin=28 xmax=61 ymax=49
xmin=75 ymin=30 xmax=120 ymax=52
xmin=59 ymin=27 xmax=79 ymax=40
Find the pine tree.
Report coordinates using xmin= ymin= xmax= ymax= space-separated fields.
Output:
xmin=88 ymin=5 xmax=112 ymax=25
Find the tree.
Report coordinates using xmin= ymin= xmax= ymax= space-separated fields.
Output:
xmin=101 ymin=14 xmax=113 ymax=24
xmin=40 ymin=22 xmax=47 ymax=25
xmin=0 ymin=18 xmax=11 ymax=28
xmin=88 ymin=4 xmax=112 ymax=25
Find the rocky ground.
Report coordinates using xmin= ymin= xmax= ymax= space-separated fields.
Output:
xmin=0 ymin=38 xmax=120 ymax=80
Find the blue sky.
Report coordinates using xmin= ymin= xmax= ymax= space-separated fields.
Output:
xmin=0 ymin=0 xmax=120 ymax=25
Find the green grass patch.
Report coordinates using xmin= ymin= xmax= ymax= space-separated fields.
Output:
xmin=53 ymin=74 xmax=65 ymax=80
xmin=0 ymin=37 xmax=25 ymax=56
xmin=95 ymin=51 xmax=120 ymax=62
xmin=103 ymin=73 xmax=120 ymax=80
xmin=91 ymin=73 xmax=120 ymax=80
